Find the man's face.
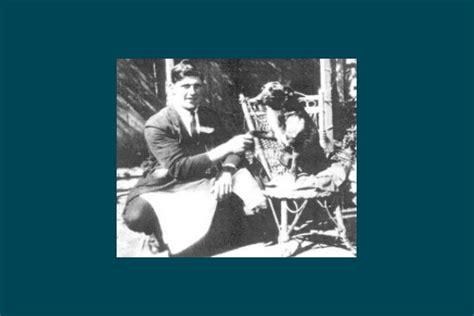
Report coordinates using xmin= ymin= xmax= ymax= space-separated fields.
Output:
xmin=170 ymin=76 xmax=204 ymax=111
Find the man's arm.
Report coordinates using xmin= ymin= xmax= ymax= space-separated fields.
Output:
xmin=208 ymin=133 xmax=254 ymax=201
xmin=145 ymin=126 xmax=253 ymax=181
xmin=200 ymin=108 xmax=242 ymax=169
xmin=144 ymin=126 xmax=213 ymax=180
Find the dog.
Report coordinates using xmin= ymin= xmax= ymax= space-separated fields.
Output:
xmin=247 ymin=82 xmax=326 ymax=178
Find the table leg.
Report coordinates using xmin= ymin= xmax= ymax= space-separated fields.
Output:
xmin=279 ymin=199 xmax=290 ymax=243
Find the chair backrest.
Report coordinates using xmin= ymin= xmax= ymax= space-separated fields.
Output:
xmin=240 ymin=92 xmax=325 ymax=180
xmin=296 ymin=93 xmax=323 ymax=128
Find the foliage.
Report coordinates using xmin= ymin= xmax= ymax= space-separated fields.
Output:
xmin=331 ymin=124 xmax=357 ymax=207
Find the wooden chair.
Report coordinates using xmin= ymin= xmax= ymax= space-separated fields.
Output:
xmin=239 ymin=93 xmax=355 ymax=255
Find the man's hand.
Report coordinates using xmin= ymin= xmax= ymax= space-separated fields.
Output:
xmin=211 ymin=171 xmax=233 ymax=201
xmin=225 ymin=133 xmax=254 ymax=154
xmin=207 ymin=133 xmax=254 ymax=163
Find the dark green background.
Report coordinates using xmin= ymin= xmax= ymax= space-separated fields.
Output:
xmin=1 ymin=1 xmax=473 ymax=315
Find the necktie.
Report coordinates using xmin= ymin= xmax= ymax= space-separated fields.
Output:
xmin=189 ymin=111 xmax=197 ymax=137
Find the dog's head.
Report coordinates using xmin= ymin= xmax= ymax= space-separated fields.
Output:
xmin=248 ymin=82 xmax=296 ymax=110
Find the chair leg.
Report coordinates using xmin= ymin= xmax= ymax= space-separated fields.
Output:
xmin=333 ymin=197 xmax=356 ymax=254
xmin=333 ymin=202 xmax=346 ymax=236
xmin=318 ymin=196 xmax=355 ymax=254
xmin=279 ymin=199 xmax=290 ymax=243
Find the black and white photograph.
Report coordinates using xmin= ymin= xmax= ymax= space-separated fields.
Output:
xmin=117 ymin=59 xmax=357 ymax=257
xmin=3 ymin=0 xmax=474 ymax=314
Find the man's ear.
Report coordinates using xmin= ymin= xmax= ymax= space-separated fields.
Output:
xmin=166 ymin=82 xmax=175 ymax=96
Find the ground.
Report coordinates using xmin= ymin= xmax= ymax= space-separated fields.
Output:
xmin=116 ymin=167 xmax=357 ymax=258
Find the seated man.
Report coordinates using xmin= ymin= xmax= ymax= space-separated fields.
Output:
xmin=123 ymin=60 xmax=266 ymax=257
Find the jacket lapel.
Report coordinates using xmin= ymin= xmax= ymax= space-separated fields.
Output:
xmin=167 ymin=105 xmax=193 ymax=143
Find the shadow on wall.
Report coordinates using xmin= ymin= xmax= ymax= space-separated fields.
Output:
xmin=117 ymin=59 xmax=164 ymax=167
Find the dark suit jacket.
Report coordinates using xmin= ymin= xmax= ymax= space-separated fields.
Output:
xmin=126 ymin=105 xmax=241 ymax=204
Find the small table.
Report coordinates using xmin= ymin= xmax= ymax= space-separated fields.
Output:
xmin=263 ymin=186 xmax=331 ymax=243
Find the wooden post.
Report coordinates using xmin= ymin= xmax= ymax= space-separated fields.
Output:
xmin=319 ymin=59 xmax=334 ymax=153
xmin=165 ymin=59 xmax=174 ymax=86
xmin=336 ymin=59 xmax=345 ymax=105
xmin=164 ymin=59 xmax=175 ymax=104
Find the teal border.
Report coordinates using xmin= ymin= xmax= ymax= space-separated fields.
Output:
xmin=1 ymin=1 xmax=473 ymax=315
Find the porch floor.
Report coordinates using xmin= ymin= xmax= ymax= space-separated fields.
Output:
xmin=116 ymin=170 xmax=356 ymax=258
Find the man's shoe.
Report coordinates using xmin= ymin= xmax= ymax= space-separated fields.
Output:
xmin=141 ymin=233 xmax=169 ymax=257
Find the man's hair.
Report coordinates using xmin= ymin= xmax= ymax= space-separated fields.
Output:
xmin=171 ymin=59 xmax=204 ymax=83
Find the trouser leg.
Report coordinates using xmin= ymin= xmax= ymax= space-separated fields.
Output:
xmin=173 ymin=194 xmax=244 ymax=257
xmin=122 ymin=196 xmax=166 ymax=249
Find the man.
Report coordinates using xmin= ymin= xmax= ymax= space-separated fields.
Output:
xmin=123 ymin=60 xmax=265 ymax=257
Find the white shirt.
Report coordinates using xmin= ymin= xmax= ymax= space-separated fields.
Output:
xmin=173 ymin=105 xmax=201 ymax=137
